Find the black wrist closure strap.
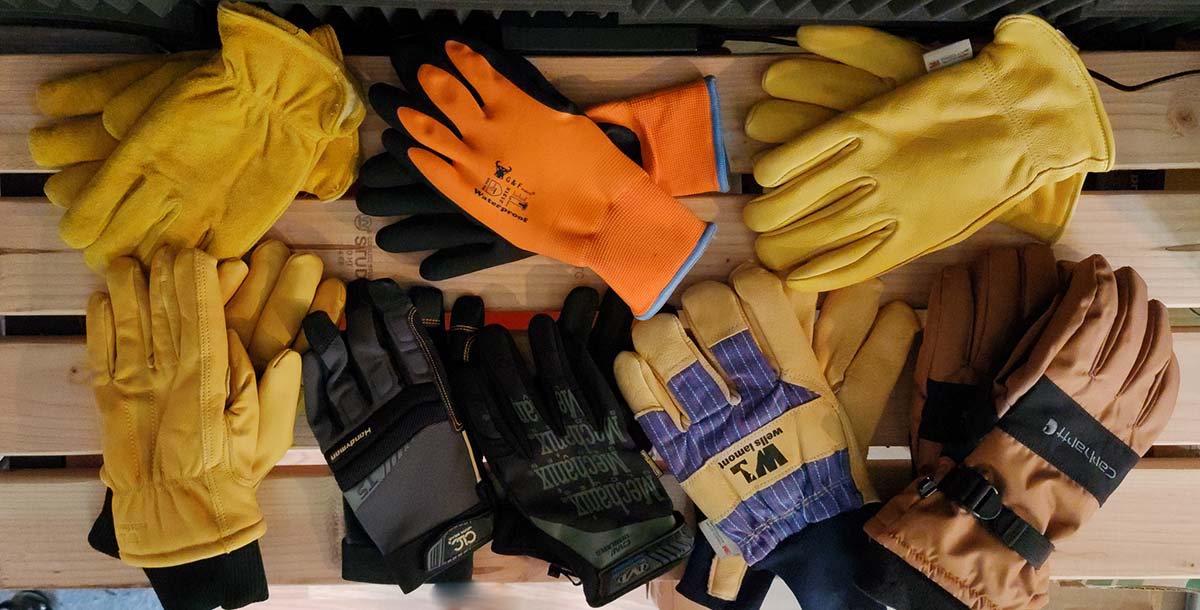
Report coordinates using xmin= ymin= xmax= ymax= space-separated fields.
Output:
xmin=917 ymin=464 xmax=1054 ymax=569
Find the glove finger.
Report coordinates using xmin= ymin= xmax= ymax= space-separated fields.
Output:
xmin=557 ymin=286 xmax=601 ymax=348
xmin=813 ymin=278 xmax=884 ymax=390
xmin=37 ymin=56 xmax=174 ymax=117
xmin=29 ymin=115 xmax=118 ymax=168
xmin=149 ymin=247 xmax=182 ymax=371
xmin=1124 ymin=300 xmax=1179 ymax=454
xmin=225 ymin=240 xmax=291 ymax=350
xmin=377 ymin=213 xmax=498 ymax=252
xmin=253 ymin=348 xmax=302 ymax=480
xmin=794 ymin=25 xmax=926 ymax=83
xmin=216 ymin=258 xmax=250 ymax=305
xmin=225 ymin=329 xmax=262 ymax=481
xmin=744 ymin=99 xmax=836 ymax=145
xmin=358 ymin=151 xmax=420 ymax=189
xmin=743 ymin=165 xmax=872 ymax=233
xmin=414 ymin=62 xmax=486 ymax=135
xmin=302 ymin=308 xmax=369 ymax=428
xmin=750 ymin=125 xmax=859 ymax=189
xmin=44 ymin=160 xmax=104 ymax=208
xmin=969 ymin=247 xmax=1024 ymax=373
xmin=366 ymin=278 xmax=441 ymax=390
xmin=408 ymin=284 xmax=446 ymax=352
xmin=768 ymin=224 xmax=893 ymax=294
xmin=343 ymin=280 xmax=402 ymax=404
xmin=784 ymin=284 xmax=818 ymax=342
xmin=614 ymin=350 xmax=690 ymax=449
xmin=368 ymin=82 xmax=415 ymax=131
xmin=476 ymin=323 xmax=544 ymax=458
xmin=1094 ymin=266 xmax=1150 ymax=384
xmin=358 ymin=185 xmax=452 ymax=218
xmin=750 ymin=190 xmax=888 ymax=279
xmin=448 ymin=295 xmax=484 ymax=365
xmin=588 ymin=289 xmax=634 ymax=372
xmin=105 ymin=256 xmax=153 ymax=381
xmin=1019 ymin=243 xmax=1060 ymax=321
xmin=726 ymin=264 xmax=826 ymax=393
xmin=65 ymin=169 xmax=177 ymax=268
xmin=761 ymin=57 xmax=892 ymax=110
xmin=294 ymin=277 xmax=347 ymax=354
xmin=631 ymin=310 xmax=735 ymax=423
xmin=418 ymin=240 xmax=534 ymax=281
xmin=838 ymin=300 xmax=919 ymax=451
xmin=398 ymin=112 xmax=472 ymax=166
xmin=249 ymin=253 xmax=324 ymax=371
xmin=444 ymin=38 xmax=575 ymax=114
xmin=529 ymin=313 xmax=591 ymax=433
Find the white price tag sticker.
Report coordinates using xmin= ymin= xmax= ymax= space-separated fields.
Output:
xmin=698 ymin=519 xmax=741 ymax=559
xmin=923 ymin=39 xmax=974 ymax=72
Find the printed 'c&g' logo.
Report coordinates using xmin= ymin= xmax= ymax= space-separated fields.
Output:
xmin=448 ymin=527 xmax=478 ymax=552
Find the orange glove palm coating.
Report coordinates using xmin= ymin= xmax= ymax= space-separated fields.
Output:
xmin=395 ymin=41 xmax=715 ymax=318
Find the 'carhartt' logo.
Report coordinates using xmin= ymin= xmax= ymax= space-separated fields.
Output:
xmin=448 ymin=527 xmax=478 ymax=552
xmin=1043 ymin=418 xmax=1117 ymax=480
xmin=1043 ymin=418 xmax=1059 ymax=435
xmin=329 ymin=427 xmax=371 ymax=462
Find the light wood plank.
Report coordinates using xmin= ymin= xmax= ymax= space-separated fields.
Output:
xmin=2 ymin=51 xmax=1199 ymax=175
xmin=3 ymin=462 xmax=1199 ymax=588
xmin=1 ymin=191 xmax=1198 ymax=315
xmin=3 ymin=329 xmax=1199 ymax=457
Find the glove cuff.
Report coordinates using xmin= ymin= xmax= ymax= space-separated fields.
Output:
xmin=586 ymin=178 xmax=715 ymax=319
xmin=111 ymin=473 xmax=266 ymax=568
xmin=854 ymin=537 xmax=969 ymax=610
xmin=382 ymin=501 xmax=493 ymax=593
xmin=583 ymin=513 xmax=694 ymax=607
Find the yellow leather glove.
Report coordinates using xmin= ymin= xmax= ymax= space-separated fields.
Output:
xmin=697 ymin=275 xmax=919 ymax=601
xmin=218 ymin=240 xmax=347 ymax=370
xmin=745 ymin=15 xmax=1112 ymax=293
xmin=29 ymin=26 xmax=359 ymax=208
xmin=743 ymin=25 xmax=1087 ymax=244
xmin=57 ymin=1 xmax=363 ymax=272
xmin=87 ymin=247 xmax=300 ymax=568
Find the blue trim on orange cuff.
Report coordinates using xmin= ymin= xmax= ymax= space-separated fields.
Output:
xmin=704 ymin=75 xmax=731 ymax=194
xmin=637 ymin=222 xmax=717 ymax=320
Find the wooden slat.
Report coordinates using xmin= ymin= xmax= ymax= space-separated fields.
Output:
xmin=1 ymin=191 xmax=1198 ymax=315
xmin=2 ymin=51 xmax=1199 ymax=175
xmin=3 ymin=461 xmax=1199 ymax=588
xmin=4 ymin=328 xmax=1199 ymax=457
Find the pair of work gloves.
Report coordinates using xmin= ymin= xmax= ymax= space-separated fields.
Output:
xmin=742 ymin=15 xmax=1114 ymax=293
xmin=85 ymin=241 xmax=346 ymax=610
xmin=357 ymin=36 xmax=723 ymax=320
xmin=671 ymin=245 xmax=1179 ymax=610
xmin=299 ymin=280 xmax=692 ymax=607
xmin=29 ymin=1 xmax=364 ymax=272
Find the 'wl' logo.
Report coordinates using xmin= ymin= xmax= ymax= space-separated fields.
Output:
xmin=730 ymin=444 xmax=789 ymax=483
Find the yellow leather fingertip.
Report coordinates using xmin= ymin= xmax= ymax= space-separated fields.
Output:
xmin=615 ymin=351 xmax=689 ymax=431
xmin=744 ymin=99 xmax=836 ymax=145
xmin=248 ymin=253 xmax=323 ymax=370
xmin=224 ymin=240 xmax=290 ymax=349
xmin=44 ymin=161 xmax=103 ymax=208
xmin=794 ymin=25 xmax=926 ymax=83
xmin=29 ymin=116 xmax=117 ymax=168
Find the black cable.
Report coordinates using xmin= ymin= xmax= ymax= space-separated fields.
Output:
xmin=721 ymin=34 xmax=799 ymax=46
xmin=1089 ymin=68 xmax=1200 ymax=91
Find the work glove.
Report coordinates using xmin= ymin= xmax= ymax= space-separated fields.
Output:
xmin=380 ymin=36 xmax=715 ymax=319
xmin=744 ymin=25 xmax=1086 ymax=244
xmin=53 ymin=1 xmax=363 ymax=272
xmin=745 ymin=15 xmax=1113 ymax=293
xmin=450 ymin=287 xmax=691 ymax=607
xmin=359 ymin=76 xmax=729 ymax=280
xmin=616 ymin=265 xmax=896 ymax=566
xmin=86 ymin=247 xmax=301 ymax=606
xmin=29 ymin=23 xmax=360 ymax=207
xmin=858 ymin=255 xmax=1180 ymax=610
xmin=301 ymin=278 xmax=493 ymax=592
xmin=654 ymin=275 xmax=918 ymax=610
xmin=86 ymin=240 xmax=343 ymax=610
xmin=911 ymin=244 xmax=1059 ymax=475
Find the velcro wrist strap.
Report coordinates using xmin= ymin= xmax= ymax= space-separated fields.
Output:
xmin=586 ymin=514 xmax=694 ymax=607
xmin=919 ymin=464 xmax=1054 ymax=568
xmin=382 ymin=504 xmax=493 ymax=593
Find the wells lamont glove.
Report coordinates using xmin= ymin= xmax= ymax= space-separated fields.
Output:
xmin=29 ymin=23 xmax=359 ymax=207
xmin=382 ymin=36 xmax=714 ymax=319
xmin=302 ymin=278 xmax=492 ymax=592
xmin=616 ymin=264 xmax=889 ymax=567
xmin=87 ymin=246 xmax=300 ymax=609
xmin=650 ymin=274 xmax=918 ymax=610
xmin=743 ymin=25 xmax=1084 ymax=243
xmin=452 ymin=287 xmax=691 ymax=607
xmin=859 ymin=255 xmax=1180 ymax=610
xmin=911 ymin=244 xmax=1059 ymax=475
xmin=358 ymin=75 xmax=728 ymax=281
xmin=56 ymin=1 xmax=363 ymax=271
xmin=745 ymin=15 xmax=1113 ymax=293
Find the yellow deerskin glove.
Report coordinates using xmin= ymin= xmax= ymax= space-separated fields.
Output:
xmin=87 ymin=247 xmax=300 ymax=568
xmin=59 ymin=1 xmax=363 ymax=272
xmin=745 ymin=15 xmax=1113 ymax=293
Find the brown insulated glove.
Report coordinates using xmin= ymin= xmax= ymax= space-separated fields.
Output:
xmin=859 ymin=254 xmax=1180 ymax=610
